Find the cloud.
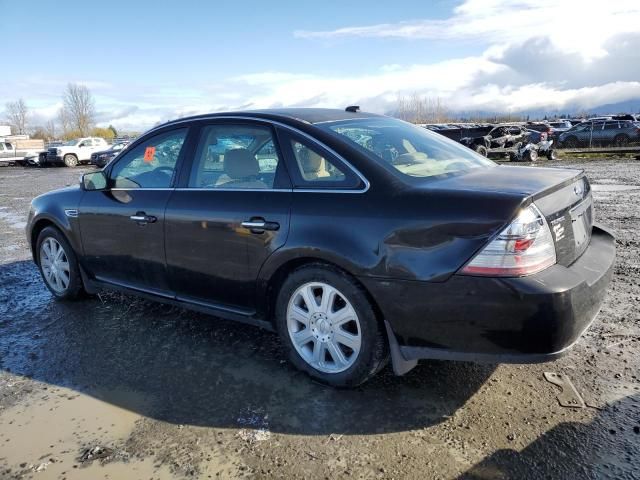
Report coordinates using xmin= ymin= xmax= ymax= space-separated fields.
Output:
xmin=5 ymin=0 xmax=640 ymax=132
xmin=295 ymin=0 xmax=640 ymax=61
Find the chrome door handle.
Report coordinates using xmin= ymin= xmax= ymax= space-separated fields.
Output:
xmin=130 ymin=213 xmax=157 ymax=223
xmin=241 ymin=221 xmax=266 ymax=229
xmin=242 ymin=218 xmax=280 ymax=232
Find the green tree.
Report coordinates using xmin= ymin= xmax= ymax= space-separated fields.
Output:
xmin=108 ymin=124 xmax=118 ymax=138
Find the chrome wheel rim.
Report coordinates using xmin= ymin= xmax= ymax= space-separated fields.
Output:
xmin=40 ymin=237 xmax=70 ymax=293
xmin=286 ymin=282 xmax=361 ymax=374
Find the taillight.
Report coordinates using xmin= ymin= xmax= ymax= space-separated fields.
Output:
xmin=461 ymin=204 xmax=556 ymax=277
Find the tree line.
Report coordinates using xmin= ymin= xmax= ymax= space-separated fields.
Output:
xmin=3 ymin=83 xmax=119 ymax=141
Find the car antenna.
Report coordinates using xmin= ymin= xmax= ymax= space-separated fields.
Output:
xmin=345 ymin=105 xmax=360 ymax=113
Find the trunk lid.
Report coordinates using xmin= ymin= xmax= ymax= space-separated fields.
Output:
xmin=426 ymin=165 xmax=593 ymax=267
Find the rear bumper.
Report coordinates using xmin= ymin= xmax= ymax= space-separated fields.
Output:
xmin=361 ymin=225 xmax=615 ymax=364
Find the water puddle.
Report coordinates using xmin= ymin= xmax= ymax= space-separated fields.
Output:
xmin=591 ymin=184 xmax=640 ymax=192
xmin=0 ymin=382 xmax=175 ymax=480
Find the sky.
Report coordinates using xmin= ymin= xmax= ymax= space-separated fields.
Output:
xmin=2 ymin=0 xmax=640 ymax=131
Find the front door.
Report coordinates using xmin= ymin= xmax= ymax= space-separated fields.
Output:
xmin=79 ymin=127 xmax=189 ymax=295
xmin=165 ymin=121 xmax=291 ymax=313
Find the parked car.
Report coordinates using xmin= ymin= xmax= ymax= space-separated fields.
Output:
xmin=0 ymin=140 xmax=44 ymax=166
xmin=43 ymin=137 xmax=109 ymax=167
xmin=459 ymin=124 xmax=532 ymax=158
xmin=26 ymin=108 xmax=615 ymax=387
xmin=559 ymin=120 xmax=640 ymax=148
xmin=90 ymin=141 xmax=129 ymax=168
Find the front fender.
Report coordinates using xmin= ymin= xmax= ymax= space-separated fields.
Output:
xmin=27 ymin=187 xmax=83 ymax=259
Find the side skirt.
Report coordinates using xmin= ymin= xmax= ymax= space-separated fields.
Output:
xmin=81 ymin=272 xmax=274 ymax=332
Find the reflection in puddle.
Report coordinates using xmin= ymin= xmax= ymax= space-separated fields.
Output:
xmin=591 ymin=184 xmax=640 ymax=192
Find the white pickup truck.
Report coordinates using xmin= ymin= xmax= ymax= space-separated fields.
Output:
xmin=0 ymin=140 xmax=44 ymax=166
xmin=44 ymin=137 xmax=109 ymax=167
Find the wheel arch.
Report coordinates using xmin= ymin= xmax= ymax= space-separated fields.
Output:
xmin=257 ymin=254 xmax=385 ymax=330
xmin=29 ymin=214 xmax=80 ymax=261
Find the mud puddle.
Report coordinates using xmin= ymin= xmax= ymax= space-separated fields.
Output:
xmin=0 ymin=382 xmax=174 ymax=479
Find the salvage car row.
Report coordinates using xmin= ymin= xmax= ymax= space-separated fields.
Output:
xmin=424 ymin=115 xmax=640 ymax=160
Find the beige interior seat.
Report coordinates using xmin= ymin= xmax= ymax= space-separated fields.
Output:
xmin=300 ymin=150 xmax=330 ymax=181
xmin=216 ymin=148 xmax=267 ymax=189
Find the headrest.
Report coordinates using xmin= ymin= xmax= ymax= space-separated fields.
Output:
xmin=301 ymin=150 xmax=324 ymax=173
xmin=224 ymin=148 xmax=259 ymax=179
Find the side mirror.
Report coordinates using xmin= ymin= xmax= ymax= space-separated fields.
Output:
xmin=81 ymin=171 xmax=108 ymax=191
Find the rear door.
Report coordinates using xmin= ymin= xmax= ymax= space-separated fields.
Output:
xmin=79 ymin=127 xmax=190 ymax=295
xmin=164 ymin=120 xmax=291 ymax=313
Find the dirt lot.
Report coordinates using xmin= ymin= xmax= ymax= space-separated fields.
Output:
xmin=0 ymin=159 xmax=638 ymax=480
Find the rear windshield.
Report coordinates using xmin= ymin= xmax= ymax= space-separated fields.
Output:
xmin=317 ymin=117 xmax=494 ymax=179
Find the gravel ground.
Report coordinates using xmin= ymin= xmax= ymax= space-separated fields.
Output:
xmin=0 ymin=159 xmax=638 ymax=480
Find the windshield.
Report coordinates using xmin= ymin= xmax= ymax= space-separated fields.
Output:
xmin=62 ymin=139 xmax=80 ymax=146
xmin=317 ymin=117 xmax=495 ymax=179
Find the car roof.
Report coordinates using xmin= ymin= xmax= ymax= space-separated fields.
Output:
xmin=153 ymin=108 xmax=384 ymax=130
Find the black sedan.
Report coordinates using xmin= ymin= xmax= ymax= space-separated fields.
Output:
xmin=90 ymin=141 xmax=129 ymax=167
xmin=25 ymin=108 xmax=615 ymax=387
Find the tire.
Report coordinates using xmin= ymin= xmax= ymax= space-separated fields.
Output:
xmin=474 ymin=145 xmax=488 ymax=157
xmin=36 ymin=226 xmax=85 ymax=300
xmin=614 ymin=134 xmax=629 ymax=147
xmin=547 ymin=149 xmax=557 ymax=161
xmin=275 ymin=264 xmax=388 ymax=387
xmin=63 ymin=154 xmax=78 ymax=167
xmin=563 ymin=136 xmax=578 ymax=148
xmin=523 ymin=149 xmax=538 ymax=162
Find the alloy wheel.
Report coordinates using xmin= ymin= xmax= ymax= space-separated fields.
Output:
xmin=286 ymin=282 xmax=362 ymax=373
xmin=40 ymin=237 xmax=71 ymax=293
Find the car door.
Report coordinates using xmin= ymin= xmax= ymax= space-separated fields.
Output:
xmin=78 ymin=127 xmax=190 ymax=295
xmin=164 ymin=120 xmax=291 ymax=314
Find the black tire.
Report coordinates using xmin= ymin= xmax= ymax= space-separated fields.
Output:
xmin=275 ymin=264 xmax=388 ymax=387
xmin=614 ymin=134 xmax=629 ymax=147
xmin=474 ymin=144 xmax=488 ymax=157
xmin=563 ymin=136 xmax=578 ymax=148
xmin=547 ymin=149 xmax=557 ymax=161
xmin=63 ymin=154 xmax=78 ymax=167
xmin=36 ymin=226 xmax=85 ymax=300
xmin=523 ymin=149 xmax=538 ymax=162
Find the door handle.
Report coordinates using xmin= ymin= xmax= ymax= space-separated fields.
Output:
xmin=130 ymin=212 xmax=157 ymax=224
xmin=241 ymin=218 xmax=279 ymax=232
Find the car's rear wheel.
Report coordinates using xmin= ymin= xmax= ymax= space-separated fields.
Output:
xmin=474 ymin=145 xmax=488 ymax=157
xmin=563 ymin=136 xmax=578 ymax=148
xmin=614 ymin=134 xmax=630 ymax=147
xmin=36 ymin=226 xmax=84 ymax=300
xmin=63 ymin=154 xmax=78 ymax=167
xmin=275 ymin=265 xmax=387 ymax=387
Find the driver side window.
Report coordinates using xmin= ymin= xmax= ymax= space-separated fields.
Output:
xmin=110 ymin=128 xmax=187 ymax=189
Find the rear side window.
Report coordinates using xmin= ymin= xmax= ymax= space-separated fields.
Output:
xmin=188 ymin=124 xmax=281 ymax=189
xmin=110 ymin=128 xmax=187 ymax=188
xmin=290 ymin=140 xmax=346 ymax=183
xmin=604 ymin=122 xmax=620 ymax=130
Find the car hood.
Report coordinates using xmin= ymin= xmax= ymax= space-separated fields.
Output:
xmin=423 ymin=165 xmax=582 ymax=198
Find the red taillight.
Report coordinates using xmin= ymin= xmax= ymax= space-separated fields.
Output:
xmin=460 ymin=204 xmax=557 ymax=277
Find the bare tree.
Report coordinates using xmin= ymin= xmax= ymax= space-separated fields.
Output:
xmin=58 ymin=107 xmax=70 ymax=136
xmin=5 ymin=98 xmax=28 ymax=134
xmin=394 ymin=93 xmax=450 ymax=124
xmin=62 ymin=83 xmax=96 ymax=136
xmin=44 ymin=119 xmax=57 ymax=140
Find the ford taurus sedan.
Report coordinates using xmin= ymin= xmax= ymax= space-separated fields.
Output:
xmin=26 ymin=108 xmax=615 ymax=387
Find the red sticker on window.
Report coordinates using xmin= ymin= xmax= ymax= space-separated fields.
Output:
xmin=143 ymin=146 xmax=156 ymax=163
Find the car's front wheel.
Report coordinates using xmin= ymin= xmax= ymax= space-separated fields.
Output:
xmin=275 ymin=265 xmax=387 ymax=387
xmin=36 ymin=226 xmax=84 ymax=300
